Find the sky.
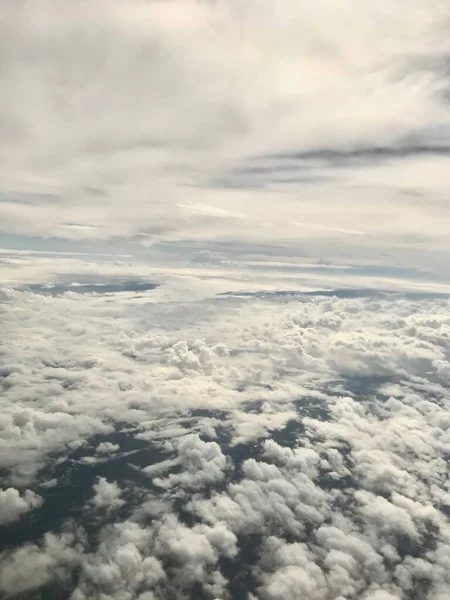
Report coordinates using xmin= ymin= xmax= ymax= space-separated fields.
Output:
xmin=2 ymin=2 xmax=450 ymax=600
xmin=1 ymin=0 xmax=450 ymax=277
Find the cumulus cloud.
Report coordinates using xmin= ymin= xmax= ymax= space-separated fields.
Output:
xmin=258 ymin=537 xmax=328 ymax=600
xmin=0 ymin=488 xmax=43 ymax=525
xmin=91 ymin=478 xmax=125 ymax=511
xmin=229 ymin=405 xmax=299 ymax=445
xmin=69 ymin=510 xmax=238 ymax=599
xmin=96 ymin=441 xmax=120 ymax=454
xmin=72 ymin=521 xmax=165 ymax=600
xmin=0 ymin=530 xmax=82 ymax=596
xmin=2 ymin=266 xmax=450 ymax=598
xmin=153 ymin=433 xmax=230 ymax=490
xmin=2 ymin=276 xmax=450 ymax=486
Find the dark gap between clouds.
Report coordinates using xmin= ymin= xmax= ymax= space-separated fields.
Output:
xmin=19 ymin=281 xmax=159 ymax=296
xmin=219 ymin=288 xmax=450 ymax=300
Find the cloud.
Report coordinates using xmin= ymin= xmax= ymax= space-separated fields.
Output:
xmin=153 ymin=433 xmax=230 ymax=490
xmin=229 ymin=405 xmax=299 ymax=445
xmin=73 ymin=521 xmax=165 ymax=600
xmin=70 ymin=511 xmax=238 ymax=599
xmin=0 ymin=529 xmax=82 ymax=596
xmin=2 ymin=273 xmax=450 ymax=488
xmin=0 ymin=488 xmax=43 ymax=525
xmin=257 ymin=537 xmax=328 ymax=600
xmin=190 ymin=447 xmax=329 ymax=538
xmin=96 ymin=441 xmax=120 ymax=454
xmin=0 ymin=0 xmax=450 ymax=269
xmin=91 ymin=477 xmax=125 ymax=511
xmin=2 ymin=269 xmax=450 ymax=598
xmin=154 ymin=514 xmax=237 ymax=566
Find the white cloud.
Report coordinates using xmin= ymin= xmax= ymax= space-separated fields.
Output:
xmin=2 ymin=275 xmax=450 ymax=488
xmin=96 ymin=441 xmax=120 ymax=454
xmin=2 ymin=269 xmax=450 ymax=598
xmin=0 ymin=530 xmax=81 ymax=595
xmin=1 ymin=1 xmax=450 ymax=269
xmin=229 ymin=406 xmax=299 ymax=445
xmin=0 ymin=488 xmax=43 ymax=525
xmin=70 ymin=511 xmax=238 ymax=599
xmin=153 ymin=433 xmax=230 ymax=490
xmin=191 ymin=450 xmax=329 ymax=537
xmin=362 ymin=592 xmax=402 ymax=600
xmin=74 ymin=521 xmax=165 ymax=599
xmin=91 ymin=478 xmax=125 ymax=511
xmin=258 ymin=537 xmax=328 ymax=600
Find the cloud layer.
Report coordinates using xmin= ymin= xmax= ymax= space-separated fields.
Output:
xmin=1 ymin=0 xmax=450 ymax=268
xmin=2 ymin=3 xmax=450 ymax=592
xmin=1 ymin=266 xmax=450 ymax=598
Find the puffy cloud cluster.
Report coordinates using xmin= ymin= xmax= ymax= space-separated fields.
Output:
xmin=96 ymin=442 xmax=120 ymax=455
xmin=1 ymin=273 xmax=450 ymax=598
xmin=70 ymin=512 xmax=237 ymax=600
xmin=0 ymin=529 xmax=82 ymax=596
xmin=0 ymin=487 xmax=42 ymax=525
xmin=191 ymin=443 xmax=326 ymax=538
xmin=153 ymin=433 xmax=230 ymax=491
xmin=72 ymin=521 xmax=165 ymax=600
xmin=1 ymin=281 xmax=450 ymax=479
xmin=91 ymin=478 xmax=125 ymax=512
xmin=189 ymin=426 xmax=450 ymax=599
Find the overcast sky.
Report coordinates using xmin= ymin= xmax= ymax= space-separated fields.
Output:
xmin=1 ymin=0 xmax=450 ymax=277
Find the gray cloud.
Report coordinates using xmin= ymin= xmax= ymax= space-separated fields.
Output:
xmin=1 ymin=0 xmax=450 ymax=268
xmin=0 ymin=529 xmax=82 ymax=596
xmin=0 ymin=488 xmax=43 ymax=525
xmin=96 ymin=441 xmax=120 ymax=455
xmin=90 ymin=478 xmax=125 ymax=512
